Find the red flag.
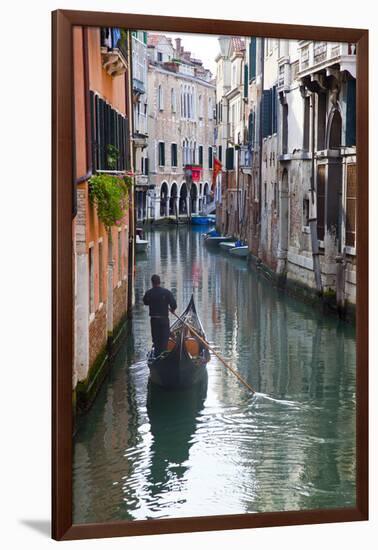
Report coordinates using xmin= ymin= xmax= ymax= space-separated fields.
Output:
xmin=212 ymin=158 xmax=222 ymax=185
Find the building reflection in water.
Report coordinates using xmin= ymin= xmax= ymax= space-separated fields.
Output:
xmin=73 ymin=226 xmax=356 ymax=523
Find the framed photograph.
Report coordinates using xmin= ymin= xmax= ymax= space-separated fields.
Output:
xmin=52 ymin=9 xmax=368 ymax=541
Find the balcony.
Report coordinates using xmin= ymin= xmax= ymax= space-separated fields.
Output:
xmin=135 ymin=174 xmax=149 ymax=188
xmin=132 ymin=35 xmax=147 ymax=94
xmin=101 ymin=28 xmax=128 ymax=77
xmin=133 ymin=113 xmax=148 ymax=148
xmin=184 ymin=165 xmax=203 ymax=182
xmin=277 ymin=59 xmax=291 ymax=91
xmin=297 ymin=41 xmax=356 ymax=79
xmin=133 ymin=77 xmax=145 ymax=95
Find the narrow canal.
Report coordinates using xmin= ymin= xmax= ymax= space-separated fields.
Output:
xmin=73 ymin=226 xmax=356 ymax=523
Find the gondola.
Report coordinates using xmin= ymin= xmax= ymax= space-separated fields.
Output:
xmin=147 ymin=295 xmax=210 ymax=390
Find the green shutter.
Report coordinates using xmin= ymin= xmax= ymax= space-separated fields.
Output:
xmin=346 ymin=79 xmax=356 ymax=146
xmin=248 ymin=111 xmax=255 ymax=148
xmin=262 ymin=89 xmax=272 ymax=138
xmin=244 ymin=64 xmax=248 ymax=98
xmin=272 ymin=86 xmax=277 ymax=134
xmin=249 ymin=38 xmax=257 ymax=80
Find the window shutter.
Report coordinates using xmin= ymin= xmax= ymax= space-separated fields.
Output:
xmin=272 ymin=86 xmax=277 ymax=134
xmin=124 ymin=116 xmax=130 ymax=170
xmin=346 ymin=78 xmax=356 ymax=147
xmin=208 ymin=147 xmax=213 ymax=169
xmin=89 ymin=91 xmax=97 ymax=170
xmin=226 ymin=147 xmax=234 ymax=170
xmin=218 ymin=145 xmax=222 ymax=162
xmin=159 ymin=142 xmax=165 ymax=166
xmin=244 ymin=64 xmax=248 ymax=98
xmin=249 ymin=38 xmax=256 ymax=80
xmin=262 ymin=89 xmax=272 ymax=138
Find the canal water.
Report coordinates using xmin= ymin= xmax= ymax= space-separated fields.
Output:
xmin=73 ymin=226 xmax=356 ymax=523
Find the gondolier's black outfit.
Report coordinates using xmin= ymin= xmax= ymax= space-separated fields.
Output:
xmin=143 ymin=287 xmax=177 ymax=356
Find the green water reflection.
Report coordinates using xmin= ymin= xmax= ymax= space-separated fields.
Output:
xmin=73 ymin=226 xmax=356 ymax=522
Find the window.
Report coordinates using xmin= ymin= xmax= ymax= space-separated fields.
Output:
xmin=171 ymin=143 xmax=177 ymax=167
xmin=89 ymin=245 xmax=94 ymax=315
xmin=218 ymin=145 xmax=222 ymax=162
xmin=244 ymin=64 xmax=248 ymax=98
xmin=208 ymin=147 xmax=213 ymax=169
xmin=98 ymin=240 xmax=103 ymax=303
xmin=346 ymin=79 xmax=356 ymax=146
xmin=345 ymin=163 xmax=356 ymax=247
xmin=171 ymin=88 xmax=176 ymax=113
xmin=118 ymin=230 xmax=122 ymax=281
xmin=262 ymin=88 xmax=277 ymax=138
xmin=89 ymin=91 xmax=129 ymax=171
xmin=303 ymin=197 xmax=310 ymax=227
xmin=249 ymin=37 xmax=257 ymax=80
xmin=157 ymin=51 xmax=163 ymax=62
xmin=317 ymin=93 xmax=326 ymax=150
xmin=303 ymin=95 xmax=310 ymax=151
xmin=158 ymin=142 xmax=165 ymax=166
xmin=183 ymin=139 xmax=190 ymax=165
xmin=226 ymin=147 xmax=234 ymax=170
xmin=199 ymin=145 xmax=203 ymax=166
xmin=158 ymin=85 xmax=164 ymax=111
xmin=282 ymin=103 xmax=288 ymax=154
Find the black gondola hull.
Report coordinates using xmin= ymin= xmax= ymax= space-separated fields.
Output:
xmin=148 ymin=347 xmax=207 ymax=390
xmin=147 ymin=295 xmax=210 ymax=390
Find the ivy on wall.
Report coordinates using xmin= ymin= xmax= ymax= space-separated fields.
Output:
xmin=89 ymin=173 xmax=133 ymax=230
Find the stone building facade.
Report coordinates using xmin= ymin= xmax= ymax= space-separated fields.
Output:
xmin=72 ymin=26 xmax=134 ymax=411
xmin=132 ymin=31 xmax=149 ymax=222
xmin=215 ymin=36 xmax=357 ymax=314
xmin=146 ymin=34 xmax=216 ymax=222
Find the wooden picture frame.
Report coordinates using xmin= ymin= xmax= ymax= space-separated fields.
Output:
xmin=52 ymin=9 xmax=368 ymax=541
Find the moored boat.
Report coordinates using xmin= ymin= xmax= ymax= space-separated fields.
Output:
xmin=191 ymin=215 xmax=215 ymax=225
xmin=147 ymin=295 xmax=210 ymax=390
xmin=229 ymin=245 xmax=249 ymax=257
xmin=219 ymin=241 xmax=237 ymax=251
xmin=204 ymin=234 xmax=234 ymax=247
xmin=135 ymin=227 xmax=149 ymax=253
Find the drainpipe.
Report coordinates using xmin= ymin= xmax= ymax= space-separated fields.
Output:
xmin=309 ymin=92 xmax=323 ymax=294
xmin=126 ymin=30 xmax=136 ymax=311
xmin=73 ymin=27 xmax=93 ymax=213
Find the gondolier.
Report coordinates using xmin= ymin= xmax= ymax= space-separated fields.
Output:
xmin=143 ymin=274 xmax=177 ymax=357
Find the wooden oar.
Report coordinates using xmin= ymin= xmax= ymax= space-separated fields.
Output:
xmin=170 ymin=310 xmax=257 ymax=395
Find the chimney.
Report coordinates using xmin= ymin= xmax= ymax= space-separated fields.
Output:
xmin=175 ymin=37 xmax=181 ymax=54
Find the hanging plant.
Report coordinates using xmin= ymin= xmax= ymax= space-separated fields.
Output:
xmin=89 ymin=173 xmax=132 ymax=231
